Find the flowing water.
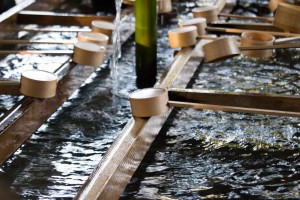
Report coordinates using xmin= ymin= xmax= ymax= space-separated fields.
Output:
xmin=111 ymin=0 xmax=123 ymax=92
xmin=1 ymin=0 xmax=299 ymax=199
xmin=121 ymin=0 xmax=300 ymax=199
xmin=0 ymin=2 xmax=175 ymax=199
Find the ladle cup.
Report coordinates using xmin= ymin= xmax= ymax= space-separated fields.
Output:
xmin=0 ymin=69 xmax=59 ymax=98
xmin=240 ymin=31 xmax=275 ymax=58
xmin=77 ymin=32 xmax=109 ymax=47
xmin=241 ymin=31 xmax=300 ymax=57
xmin=91 ymin=20 xmax=115 ymax=43
xmin=168 ymin=26 xmax=198 ymax=48
xmin=178 ymin=18 xmax=207 ymax=36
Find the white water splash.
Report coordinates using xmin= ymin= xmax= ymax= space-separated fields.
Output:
xmin=110 ymin=0 xmax=123 ymax=87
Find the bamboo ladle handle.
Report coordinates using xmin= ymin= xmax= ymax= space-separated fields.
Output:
xmin=274 ymin=36 xmax=300 ymax=44
xmin=218 ymin=13 xmax=274 ymax=23
xmin=0 ymin=32 xmax=109 ymax=46
xmin=206 ymin=27 xmax=300 ymax=37
xmin=0 ymin=39 xmax=76 ymax=45
xmin=0 ymin=42 xmax=106 ymax=67
xmin=198 ymin=35 xmax=300 ymax=44
xmin=239 ymin=43 xmax=300 ymax=51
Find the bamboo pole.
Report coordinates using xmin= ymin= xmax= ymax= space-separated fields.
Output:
xmin=135 ymin=0 xmax=157 ymax=88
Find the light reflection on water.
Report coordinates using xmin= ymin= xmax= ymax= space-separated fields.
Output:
xmin=121 ymin=0 xmax=300 ymax=198
xmin=122 ymin=107 xmax=300 ymax=199
xmin=0 ymin=17 xmax=175 ymax=198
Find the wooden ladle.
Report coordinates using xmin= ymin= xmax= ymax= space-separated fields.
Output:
xmin=241 ymin=31 xmax=300 ymax=57
xmin=0 ymin=70 xmax=58 ymax=98
xmin=203 ymin=37 xmax=300 ymax=62
xmin=129 ymin=88 xmax=300 ymax=118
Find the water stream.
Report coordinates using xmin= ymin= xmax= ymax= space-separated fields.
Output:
xmin=121 ymin=1 xmax=300 ymax=199
xmin=111 ymin=0 xmax=123 ymax=94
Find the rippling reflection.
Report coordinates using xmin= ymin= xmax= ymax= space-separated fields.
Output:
xmin=0 ymin=17 xmax=175 ymax=199
xmin=122 ymin=107 xmax=300 ymax=199
xmin=121 ymin=0 xmax=300 ymax=199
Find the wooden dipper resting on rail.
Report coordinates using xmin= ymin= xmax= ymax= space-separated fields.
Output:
xmin=129 ymin=88 xmax=300 ymax=118
xmin=178 ymin=18 xmax=207 ymax=36
xmin=203 ymin=37 xmax=300 ymax=62
xmin=72 ymin=42 xmax=106 ymax=67
xmin=168 ymin=26 xmax=198 ymax=48
xmin=129 ymin=88 xmax=300 ymax=117
xmin=91 ymin=20 xmax=115 ymax=43
xmin=0 ymin=70 xmax=58 ymax=98
xmin=129 ymin=88 xmax=169 ymax=117
xmin=240 ymin=31 xmax=275 ymax=58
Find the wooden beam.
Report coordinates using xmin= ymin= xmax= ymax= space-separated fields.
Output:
xmin=0 ymin=81 xmax=20 ymax=95
xmin=0 ymin=0 xmax=35 ymax=24
xmin=16 ymin=10 xmax=114 ymax=26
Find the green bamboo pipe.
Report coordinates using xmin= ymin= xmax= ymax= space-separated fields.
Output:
xmin=135 ymin=0 xmax=157 ymax=88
